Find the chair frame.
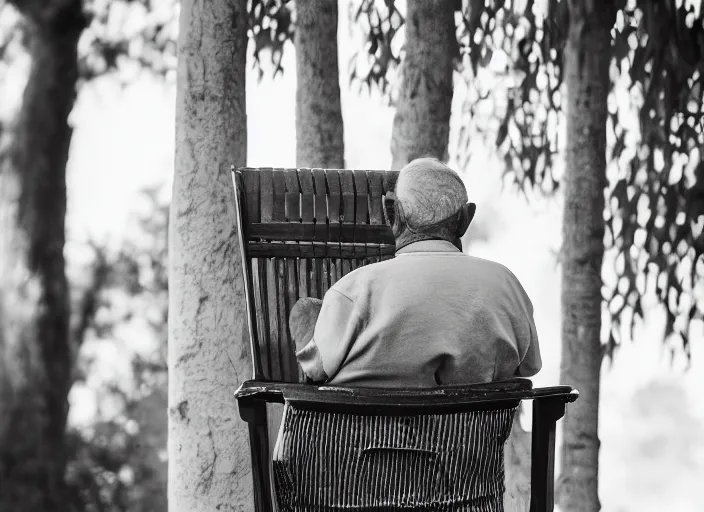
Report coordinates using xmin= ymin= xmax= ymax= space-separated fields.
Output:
xmin=230 ymin=167 xmax=578 ymax=512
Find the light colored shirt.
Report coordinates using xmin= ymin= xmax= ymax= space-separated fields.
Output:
xmin=295 ymin=239 xmax=541 ymax=388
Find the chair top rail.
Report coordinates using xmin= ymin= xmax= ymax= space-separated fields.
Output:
xmin=234 ymin=167 xmax=398 ymax=246
xmin=235 ymin=379 xmax=578 ymax=416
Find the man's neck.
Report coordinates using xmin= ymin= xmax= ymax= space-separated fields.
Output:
xmin=395 ymin=234 xmax=463 ymax=253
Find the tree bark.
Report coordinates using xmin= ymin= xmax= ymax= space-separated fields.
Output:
xmin=168 ymin=0 xmax=251 ymax=511
xmin=295 ymin=0 xmax=345 ymax=168
xmin=0 ymin=2 xmax=84 ymax=510
xmin=390 ymin=0 xmax=457 ymax=170
xmin=556 ymin=2 xmax=615 ymax=511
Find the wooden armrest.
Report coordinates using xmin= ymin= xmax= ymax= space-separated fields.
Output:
xmin=235 ymin=379 xmax=578 ymax=419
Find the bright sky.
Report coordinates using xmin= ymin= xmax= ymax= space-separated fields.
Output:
xmin=37 ymin=2 xmax=704 ymax=510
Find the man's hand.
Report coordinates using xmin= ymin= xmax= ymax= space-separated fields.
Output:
xmin=289 ymin=297 xmax=323 ymax=353
xmin=289 ymin=297 xmax=326 ymax=383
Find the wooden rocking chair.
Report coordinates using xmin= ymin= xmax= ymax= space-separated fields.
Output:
xmin=231 ymin=167 xmax=578 ymax=512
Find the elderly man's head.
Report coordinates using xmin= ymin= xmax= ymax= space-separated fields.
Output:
xmin=386 ymin=158 xmax=475 ymax=250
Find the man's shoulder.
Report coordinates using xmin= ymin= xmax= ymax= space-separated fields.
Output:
xmin=328 ymin=254 xmax=524 ymax=295
xmin=464 ymin=254 xmax=516 ymax=277
xmin=328 ymin=258 xmax=396 ymax=298
xmin=465 ymin=256 xmax=532 ymax=309
xmin=462 ymin=256 xmax=530 ymax=296
xmin=334 ymin=254 xmax=516 ymax=280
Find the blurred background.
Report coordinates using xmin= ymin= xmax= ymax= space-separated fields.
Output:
xmin=1 ymin=0 xmax=703 ymax=510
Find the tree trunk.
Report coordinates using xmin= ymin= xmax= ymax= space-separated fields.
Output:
xmin=390 ymin=0 xmax=456 ymax=170
xmin=168 ymin=0 xmax=250 ymax=511
xmin=295 ymin=0 xmax=345 ymax=168
xmin=556 ymin=2 xmax=615 ymax=511
xmin=0 ymin=3 xmax=83 ymax=510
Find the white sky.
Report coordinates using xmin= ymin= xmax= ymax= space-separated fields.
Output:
xmin=47 ymin=2 xmax=704 ymax=510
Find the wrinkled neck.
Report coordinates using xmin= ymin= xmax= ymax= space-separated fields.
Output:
xmin=394 ymin=232 xmax=462 ymax=253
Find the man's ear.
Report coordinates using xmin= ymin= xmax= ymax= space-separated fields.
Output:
xmin=389 ymin=195 xmax=408 ymax=237
xmin=456 ymin=202 xmax=476 ymax=237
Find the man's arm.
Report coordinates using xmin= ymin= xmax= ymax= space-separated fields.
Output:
xmin=289 ymin=297 xmax=324 ymax=382
xmin=503 ymin=267 xmax=542 ymax=377
xmin=289 ymin=289 xmax=361 ymax=383
xmin=516 ymin=310 xmax=542 ymax=377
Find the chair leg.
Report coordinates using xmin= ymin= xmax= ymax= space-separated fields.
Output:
xmin=238 ymin=399 xmax=275 ymax=512
xmin=529 ymin=397 xmax=566 ymax=512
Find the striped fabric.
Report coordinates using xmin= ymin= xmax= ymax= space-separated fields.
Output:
xmin=272 ymin=404 xmax=518 ymax=511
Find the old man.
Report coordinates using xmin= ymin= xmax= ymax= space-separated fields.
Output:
xmin=289 ymin=157 xmax=541 ymax=388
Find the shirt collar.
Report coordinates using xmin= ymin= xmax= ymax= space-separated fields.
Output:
xmin=396 ymin=239 xmax=462 ymax=255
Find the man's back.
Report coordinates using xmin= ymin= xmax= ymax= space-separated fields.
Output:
xmin=305 ymin=239 xmax=541 ymax=387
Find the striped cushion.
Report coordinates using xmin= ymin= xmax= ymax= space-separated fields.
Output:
xmin=273 ymin=404 xmax=517 ymax=511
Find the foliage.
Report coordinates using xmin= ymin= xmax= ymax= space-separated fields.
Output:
xmin=347 ymin=0 xmax=405 ymax=94
xmin=246 ymin=0 xmax=406 ymax=88
xmin=65 ymin=187 xmax=169 ymax=511
xmin=604 ymin=1 xmax=704 ymax=358
xmin=0 ymin=0 xmax=178 ymax=84
xmin=79 ymin=0 xmax=178 ymax=82
xmin=248 ymin=0 xmax=294 ymax=78
xmin=461 ymin=0 xmax=704 ymax=358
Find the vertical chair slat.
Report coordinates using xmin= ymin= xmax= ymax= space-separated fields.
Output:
xmin=272 ymin=170 xmax=286 ymax=222
xmin=339 ymin=170 xmax=356 ymax=226
xmin=353 ymin=170 xmax=369 ymax=226
xmin=299 ymin=170 xmax=316 ymax=302
xmin=367 ymin=171 xmax=384 ymax=226
xmin=259 ymin=169 xmax=275 ymax=223
xmin=335 ymin=257 xmax=344 ymax=281
xmin=354 ymin=170 xmax=370 ymax=262
xmin=256 ymin=258 xmax=272 ymax=380
xmin=249 ymin=258 xmax=267 ymax=377
xmin=308 ymin=256 xmax=319 ymax=298
xmin=266 ymin=258 xmax=281 ymax=381
xmin=298 ymin=258 xmax=310 ymax=298
xmin=283 ymin=170 xmax=302 ymax=383
xmin=340 ymin=171 xmax=355 ymax=276
xmin=368 ymin=171 xmax=384 ymax=263
xmin=381 ymin=172 xmax=396 ymax=260
xmin=325 ymin=170 xmax=342 ymax=291
xmin=276 ymin=258 xmax=295 ymax=383
xmin=315 ymin=259 xmax=325 ymax=298
xmin=286 ymin=258 xmax=301 ymax=381
xmin=312 ymin=169 xmax=328 ymax=223
xmin=313 ymin=169 xmax=333 ymax=290
xmin=284 ymin=169 xmax=301 ymax=222
xmin=341 ymin=263 xmax=352 ymax=277
xmin=326 ymin=169 xmax=341 ymax=224
xmin=242 ymin=170 xmax=262 ymax=224
xmin=298 ymin=169 xmax=315 ymax=223
xmin=312 ymin=169 xmax=328 ymax=297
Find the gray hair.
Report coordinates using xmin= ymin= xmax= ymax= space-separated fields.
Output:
xmin=395 ymin=158 xmax=468 ymax=232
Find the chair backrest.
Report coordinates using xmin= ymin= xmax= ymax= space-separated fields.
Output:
xmin=232 ymin=167 xmax=399 ymax=382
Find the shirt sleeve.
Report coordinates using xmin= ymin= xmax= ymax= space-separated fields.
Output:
xmin=295 ymin=288 xmax=362 ymax=383
xmin=504 ymin=268 xmax=542 ymax=377
xmin=516 ymin=306 xmax=542 ymax=377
